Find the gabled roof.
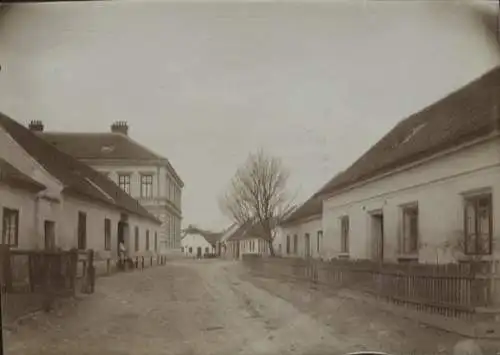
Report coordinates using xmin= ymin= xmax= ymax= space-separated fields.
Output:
xmin=182 ymin=225 xmax=222 ymax=247
xmin=318 ymin=65 xmax=500 ymax=198
xmin=226 ymin=221 xmax=255 ymax=242
xmin=38 ymin=132 xmax=184 ymax=187
xmin=0 ymin=112 xmax=160 ymax=224
xmin=0 ymin=158 xmax=46 ymax=192
xmin=281 ymin=196 xmax=322 ymax=226
xmin=220 ymin=223 xmax=239 ymax=242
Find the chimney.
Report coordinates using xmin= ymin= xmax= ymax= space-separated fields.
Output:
xmin=28 ymin=120 xmax=44 ymax=132
xmin=110 ymin=121 xmax=129 ymax=135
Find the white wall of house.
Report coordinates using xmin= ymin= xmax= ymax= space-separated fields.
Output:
xmin=181 ymin=234 xmax=214 ymax=256
xmin=323 ymin=137 xmax=500 ymax=263
xmin=60 ymin=197 xmax=161 ymax=259
xmin=0 ymin=126 xmax=162 ymax=255
xmin=0 ymin=185 xmax=37 ymax=249
xmin=280 ymin=217 xmax=323 ymax=259
xmin=240 ymin=238 xmax=270 ymax=257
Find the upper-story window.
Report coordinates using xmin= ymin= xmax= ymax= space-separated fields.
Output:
xmin=141 ymin=174 xmax=153 ymax=198
xmin=118 ymin=174 xmax=131 ymax=194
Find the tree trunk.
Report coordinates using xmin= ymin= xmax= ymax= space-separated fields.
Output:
xmin=267 ymin=239 xmax=276 ymax=257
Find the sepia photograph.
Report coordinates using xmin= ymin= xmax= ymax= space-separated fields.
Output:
xmin=0 ymin=0 xmax=500 ymax=354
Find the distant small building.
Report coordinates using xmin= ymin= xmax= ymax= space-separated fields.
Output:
xmin=180 ymin=226 xmax=222 ymax=258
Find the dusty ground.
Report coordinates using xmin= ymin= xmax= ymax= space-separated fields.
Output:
xmin=3 ymin=259 xmax=497 ymax=355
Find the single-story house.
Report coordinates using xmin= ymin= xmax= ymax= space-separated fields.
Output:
xmin=180 ymin=225 xmax=222 ymax=258
xmin=305 ymin=66 xmax=500 ymax=264
xmin=0 ymin=112 xmax=162 ymax=263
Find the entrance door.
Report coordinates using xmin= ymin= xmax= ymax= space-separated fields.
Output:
xmin=44 ymin=220 xmax=55 ymax=250
xmin=304 ymin=234 xmax=311 ymax=258
xmin=117 ymin=221 xmax=130 ymax=256
xmin=370 ymin=212 xmax=384 ymax=261
xmin=196 ymin=247 xmax=202 ymax=258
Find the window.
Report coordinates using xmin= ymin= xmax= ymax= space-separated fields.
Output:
xmin=317 ymin=230 xmax=323 ymax=253
xmin=146 ymin=230 xmax=150 ymax=251
xmin=104 ymin=218 xmax=111 ymax=250
xmin=205 ymin=247 xmax=209 ymax=254
xmin=2 ymin=208 xmax=19 ymax=247
xmin=181 ymin=247 xmax=184 ymax=253
xmin=286 ymin=235 xmax=290 ymax=254
xmin=188 ymin=247 xmax=192 ymax=253
xmin=401 ymin=205 xmax=419 ymax=254
xmin=118 ymin=174 xmax=131 ymax=194
xmin=154 ymin=232 xmax=158 ymax=251
xmin=77 ymin=212 xmax=87 ymax=250
xmin=340 ymin=216 xmax=349 ymax=253
xmin=464 ymin=193 xmax=493 ymax=255
xmin=134 ymin=226 xmax=139 ymax=251
xmin=44 ymin=220 xmax=55 ymax=250
xmin=293 ymin=234 xmax=298 ymax=254
xmin=141 ymin=174 xmax=153 ymax=198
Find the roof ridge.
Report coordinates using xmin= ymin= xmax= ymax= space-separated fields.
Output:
xmin=316 ymin=65 xmax=500 ymax=198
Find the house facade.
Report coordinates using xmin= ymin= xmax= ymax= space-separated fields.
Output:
xmin=0 ymin=113 xmax=162 ymax=265
xmin=180 ymin=226 xmax=221 ymax=258
xmin=225 ymin=221 xmax=274 ymax=259
xmin=30 ymin=120 xmax=183 ymax=252
xmin=288 ymin=66 xmax=500 ymax=264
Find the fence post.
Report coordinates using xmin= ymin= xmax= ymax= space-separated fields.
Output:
xmin=87 ymin=249 xmax=95 ymax=294
xmin=69 ymin=248 xmax=78 ymax=295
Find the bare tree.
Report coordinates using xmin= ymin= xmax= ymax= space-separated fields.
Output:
xmin=219 ymin=149 xmax=293 ymax=256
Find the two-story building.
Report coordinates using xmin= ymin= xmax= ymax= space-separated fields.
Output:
xmin=30 ymin=120 xmax=183 ymax=252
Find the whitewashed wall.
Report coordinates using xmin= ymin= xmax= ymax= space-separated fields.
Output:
xmin=280 ymin=217 xmax=323 ymax=259
xmin=180 ymin=234 xmax=214 ymax=256
xmin=323 ymin=137 xmax=500 ymax=263
xmin=240 ymin=238 xmax=270 ymax=257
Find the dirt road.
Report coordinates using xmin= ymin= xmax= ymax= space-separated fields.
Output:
xmin=3 ymin=259 xmax=479 ymax=355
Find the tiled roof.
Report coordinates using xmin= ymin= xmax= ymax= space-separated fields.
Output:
xmin=0 ymin=112 xmax=160 ymax=224
xmin=182 ymin=226 xmax=223 ymax=247
xmin=37 ymin=132 xmax=184 ymax=187
xmin=318 ymin=65 xmax=500 ymax=197
xmin=0 ymin=158 xmax=46 ymax=192
xmin=281 ymin=196 xmax=322 ymax=226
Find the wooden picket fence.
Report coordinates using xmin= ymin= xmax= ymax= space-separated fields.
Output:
xmin=242 ymin=256 xmax=496 ymax=319
xmin=0 ymin=246 xmax=96 ymax=321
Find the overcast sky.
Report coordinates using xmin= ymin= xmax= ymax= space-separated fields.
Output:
xmin=0 ymin=1 xmax=498 ymax=230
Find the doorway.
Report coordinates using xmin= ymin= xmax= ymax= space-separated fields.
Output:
xmin=196 ymin=247 xmax=202 ymax=258
xmin=44 ymin=220 xmax=55 ymax=250
xmin=304 ymin=233 xmax=311 ymax=258
xmin=117 ymin=221 xmax=130 ymax=255
xmin=370 ymin=211 xmax=384 ymax=261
